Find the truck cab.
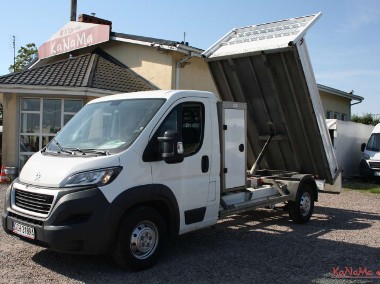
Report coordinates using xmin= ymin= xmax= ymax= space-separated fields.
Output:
xmin=2 ymin=90 xmax=222 ymax=270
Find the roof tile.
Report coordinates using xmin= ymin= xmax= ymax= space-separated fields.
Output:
xmin=0 ymin=50 xmax=157 ymax=93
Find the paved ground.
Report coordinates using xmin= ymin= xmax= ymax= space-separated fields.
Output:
xmin=1 ymin=183 xmax=380 ymax=284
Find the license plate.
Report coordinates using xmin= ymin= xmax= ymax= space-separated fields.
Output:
xmin=375 ymin=171 xmax=380 ymax=177
xmin=12 ymin=222 xmax=35 ymax=239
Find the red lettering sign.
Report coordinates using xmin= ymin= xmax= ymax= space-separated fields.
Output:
xmin=38 ymin=22 xmax=110 ymax=59
xmin=332 ymin=267 xmax=374 ymax=278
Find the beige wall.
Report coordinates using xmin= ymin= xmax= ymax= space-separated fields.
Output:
xmin=1 ymin=92 xmax=19 ymax=167
xmin=103 ymin=41 xmax=174 ymax=89
xmin=319 ymin=90 xmax=351 ymax=119
xmin=173 ymin=53 xmax=218 ymax=94
xmin=103 ymin=41 xmax=218 ymax=94
xmin=86 ymin=96 xmax=98 ymax=104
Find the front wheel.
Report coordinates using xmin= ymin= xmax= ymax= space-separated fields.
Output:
xmin=289 ymin=184 xmax=315 ymax=224
xmin=112 ymin=206 xmax=167 ymax=270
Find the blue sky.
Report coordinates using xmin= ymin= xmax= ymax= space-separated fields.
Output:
xmin=1 ymin=0 xmax=379 ymax=115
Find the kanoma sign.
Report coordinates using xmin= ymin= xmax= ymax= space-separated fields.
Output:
xmin=38 ymin=21 xmax=110 ymax=59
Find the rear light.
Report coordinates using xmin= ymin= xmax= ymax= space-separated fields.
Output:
xmin=250 ymin=177 xmax=264 ymax=188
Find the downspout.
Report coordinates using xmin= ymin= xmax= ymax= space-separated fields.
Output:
xmin=350 ymin=99 xmax=363 ymax=120
xmin=175 ymin=53 xmax=192 ymax=89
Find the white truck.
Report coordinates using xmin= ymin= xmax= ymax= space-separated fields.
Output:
xmin=2 ymin=13 xmax=341 ymax=270
xmin=360 ymin=123 xmax=380 ymax=179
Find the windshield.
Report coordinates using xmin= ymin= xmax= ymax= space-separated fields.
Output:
xmin=367 ymin=133 xmax=380 ymax=152
xmin=46 ymin=98 xmax=165 ymax=154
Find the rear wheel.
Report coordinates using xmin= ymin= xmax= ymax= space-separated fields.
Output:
xmin=113 ymin=206 xmax=166 ymax=270
xmin=289 ymin=184 xmax=315 ymax=224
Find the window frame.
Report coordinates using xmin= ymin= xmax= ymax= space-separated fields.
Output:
xmin=143 ymin=101 xmax=205 ymax=162
xmin=19 ymin=98 xmax=83 ymax=168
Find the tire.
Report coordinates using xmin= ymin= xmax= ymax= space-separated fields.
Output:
xmin=112 ymin=206 xmax=167 ymax=271
xmin=289 ymin=183 xmax=315 ymax=224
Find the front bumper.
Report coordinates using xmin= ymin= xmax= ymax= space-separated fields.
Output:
xmin=359 ymin=159 xmax=380 ymax=178
xmin=2 ymin=181 xmax=116 ymax=254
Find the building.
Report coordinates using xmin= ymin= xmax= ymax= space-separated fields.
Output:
xmin=0 ymin=14 xmax=363 ymax=171
xmin=0 ymin=15 xmax=217 ymax=170
xmin=318 ymin=84 xmax=363 ymax=121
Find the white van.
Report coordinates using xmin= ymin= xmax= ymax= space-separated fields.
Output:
xmin=360 ymin=123 xmax=380 ymax=178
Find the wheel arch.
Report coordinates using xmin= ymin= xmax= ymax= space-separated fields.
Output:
xmin=289 ymin=174 xmax=318 ymax=202
xmin=300 ymin=176 xmax=318 ymax=202
xmin=110 ymin=184 xmax=180 ymax=242
xmin=287 ymin=174 xmax=317 ymax=224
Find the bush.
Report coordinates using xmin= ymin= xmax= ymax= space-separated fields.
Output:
xmin=351 ymin=113 xmax=380 ymax=126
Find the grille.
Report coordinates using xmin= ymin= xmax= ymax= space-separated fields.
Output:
xmin=369 ymin=162 xmax=380 ymax=169
xmin=15 ymin=189 xmax=54 ymax=215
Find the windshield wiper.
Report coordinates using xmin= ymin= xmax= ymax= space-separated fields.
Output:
xmin=52 ymin=138 xmax=74 ymax=155
xmin=71 ymin=148 xmax=110 ymax=156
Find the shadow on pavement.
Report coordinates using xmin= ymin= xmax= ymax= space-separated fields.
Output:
xmin=31 ymin=204 xmax=380 ymax=283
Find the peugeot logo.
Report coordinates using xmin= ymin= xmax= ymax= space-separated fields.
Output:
xmin=34 ymin=172 xmax=42 ymax=182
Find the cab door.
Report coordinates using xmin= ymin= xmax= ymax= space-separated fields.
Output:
xmin=145 ymin=97 xmax=217 ymax=233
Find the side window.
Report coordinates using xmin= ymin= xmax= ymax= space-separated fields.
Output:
xmin=156 ymin=108 xmax=178 ymax=138
xmin=143 ymin=102 xmax=204 ymax=161
xmin=367 ymin=134 xmax=380 ymax=151
xmin=181 ymin=104 xmax=203 ymax=155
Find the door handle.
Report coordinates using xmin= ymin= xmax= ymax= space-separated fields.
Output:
xmin=202 ymin=155 xmax=209 ymax=173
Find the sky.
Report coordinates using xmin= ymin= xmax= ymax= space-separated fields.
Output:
xmin=1 ymin=0 xmax=379 ymax=115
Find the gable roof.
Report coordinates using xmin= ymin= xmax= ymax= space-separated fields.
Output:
xmin=0 ymin=49 xmax=157 ymax=93
xmin=317 ymin=84 xmax=363 ymax=103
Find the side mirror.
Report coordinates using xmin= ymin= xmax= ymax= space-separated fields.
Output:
xmin=361 ymin=143 xmax=366 ymax=152
xmin=158 ymin=130 xmax=184 ymax=164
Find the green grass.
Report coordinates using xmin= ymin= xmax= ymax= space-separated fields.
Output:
xmin=343 ymin=178 xmax=380 ymax=194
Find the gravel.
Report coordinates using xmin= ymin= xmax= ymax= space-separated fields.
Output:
xmin=1 ymin=183 xmax=380 ymax=284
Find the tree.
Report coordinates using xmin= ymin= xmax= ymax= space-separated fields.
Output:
xmin=351 ymin=113 xmax=380 ymax=126
xmin=9 ymin=43 xmax=38 ymax=73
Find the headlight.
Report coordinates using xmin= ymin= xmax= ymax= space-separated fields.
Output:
xmin=61 ymin=167 xmax=122 ymax=187
xmin=363 ymin=154 xmax=370 ymax=160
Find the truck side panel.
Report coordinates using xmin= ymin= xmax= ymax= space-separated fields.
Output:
xmin=217 ymin=101 xmax=247 ymax=192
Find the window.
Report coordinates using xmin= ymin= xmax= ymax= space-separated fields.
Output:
xmin=144 ymin=102 xmax=204 ymax=161
xmin=341 ymin=113 xmax=347 ymax=121
xmin=47 ymin=99 xmax=165 ymax=154
xmin=367 ymin=133 xmax=380 ymax=152
xmin=180 ymin=105 xmax=203 ymax=155
xmin=326 ymin=111 xmax=332 ymax=119
xmin=20 ymin=98 xmax=83 ymax=168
